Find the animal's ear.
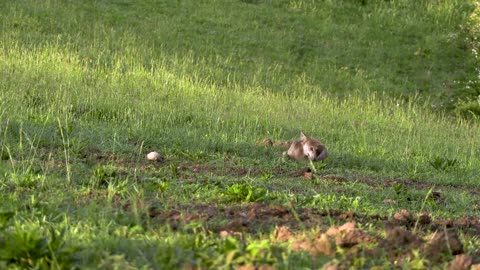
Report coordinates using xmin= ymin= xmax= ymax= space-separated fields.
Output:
xmin=300 ymin=132 xmax=307 ymax=140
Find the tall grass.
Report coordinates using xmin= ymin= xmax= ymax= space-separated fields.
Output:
xmin=2 ymin=40 xmax=479 ymax=185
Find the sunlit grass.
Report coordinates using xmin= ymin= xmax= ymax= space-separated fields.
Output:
xmin=1 ymin=0 xmax=480 ymax=268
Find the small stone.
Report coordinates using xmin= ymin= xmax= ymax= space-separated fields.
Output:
xmin=147 ymin=151 xmax=160 ymax=161
xmin=219 ymin=230 xmax=230 ymax=238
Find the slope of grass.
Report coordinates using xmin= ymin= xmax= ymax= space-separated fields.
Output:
xmin=1 ymin=0 xmax=480 ymax=269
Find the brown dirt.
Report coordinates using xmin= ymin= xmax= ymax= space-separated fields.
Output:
xmin=274 ymin=225 xmax=294 ymax=241
xmin=136 ymin=203 xmax=480 ymax=237
xmin=292 ymin=220 xmax=472 ymax=266
xmin=119 ymin=202 xmax=480 ymax=266
xmin=335 ymin=222 xmax=377 ymax=248
xmin=448 ymin=254 xmax=473 ymax=270
xmin=142 ymin=203 xmax=364 ymax=233
xmin=384 ymin=226 xmax=423 ymax=248
xmin=424 ymin=230 xmax=464 ymax=261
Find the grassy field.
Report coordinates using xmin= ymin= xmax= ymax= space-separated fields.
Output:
xmin=1 ymin=0 xmax=480 ymax=269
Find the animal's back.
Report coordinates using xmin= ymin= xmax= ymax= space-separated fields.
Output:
xmin=286 ymin=140 xmax=305 ymax=160
xmin=284 ymin=132 xmax=327 ymax=161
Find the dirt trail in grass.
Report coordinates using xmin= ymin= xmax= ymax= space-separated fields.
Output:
xmin=133 ymin=201 xmax=480 ymax=267
xmin=142 ymin=201 xmax=480 ymax=236
xmin=175 ymin=162 xmax=480 ymax=196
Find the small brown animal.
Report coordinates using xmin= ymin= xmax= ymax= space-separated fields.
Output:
xmin=283 ymin=132 xmax=327 ymax=161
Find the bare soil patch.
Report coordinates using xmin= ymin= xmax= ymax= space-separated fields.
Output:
xmin=134 ymin=202 xmax=480 ymax=238
xmin=119 ymin=202 xmax=480 ymax=265
xmin=289 ymin=220 xmax=472 ymax=266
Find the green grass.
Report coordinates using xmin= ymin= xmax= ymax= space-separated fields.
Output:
xmin=1 ymin=0 xmax=480 ymax=269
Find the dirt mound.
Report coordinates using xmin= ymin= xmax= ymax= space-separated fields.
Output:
xmin=120 ymin=202 xmax=480 ymax=266
xmin=289 ymin=220 xmax=470 ymax=267
xmin=424 ymin=230 xmax=463 ymax=261
xmin=448 ymin=254 xmax=474 ymax=270
xmin=292 ymin=222 xmax=377 ymax=257
xmin=273 ymin=225 xmax=294 ymax=241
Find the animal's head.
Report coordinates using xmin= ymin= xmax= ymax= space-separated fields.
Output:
xmin=300 ymin=132 xmax=326 ymax=161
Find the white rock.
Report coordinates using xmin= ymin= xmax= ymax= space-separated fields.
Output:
xmin=147 ymin=151 xmax=160 ymax=161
